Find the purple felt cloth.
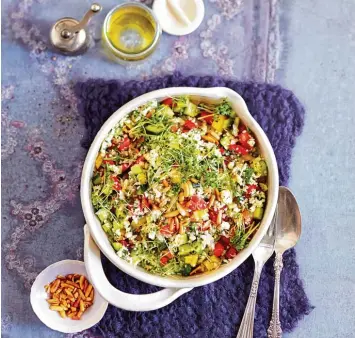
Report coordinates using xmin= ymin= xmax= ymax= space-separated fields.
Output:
xmin=75 ymin=73 xmax=312 ymax=338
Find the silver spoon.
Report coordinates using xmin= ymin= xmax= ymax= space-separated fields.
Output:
xmin=267 ymin=186 xmax=302 ymax=338
xmin=236 ymin=211 xmax=277 ymax=338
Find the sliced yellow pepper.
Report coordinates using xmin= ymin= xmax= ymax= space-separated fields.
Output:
xmin=95 ymin=154 xmax=103 ymax=169
xmin=212 ymin=115 xmax=228 ymax=132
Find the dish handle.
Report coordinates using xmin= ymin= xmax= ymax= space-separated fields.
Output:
xmin=83 ymin=225 xmax=192 ymax=311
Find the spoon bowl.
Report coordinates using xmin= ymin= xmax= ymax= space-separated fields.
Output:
xmin=275 ymin=186 xmax=302 ymax=253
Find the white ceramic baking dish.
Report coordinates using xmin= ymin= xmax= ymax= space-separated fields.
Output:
xmin=81 ymin=87 xmax=279 ymax=311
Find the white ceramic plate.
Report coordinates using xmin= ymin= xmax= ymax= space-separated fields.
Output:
xmin=30 ymin=260 xmax=108 ymax=333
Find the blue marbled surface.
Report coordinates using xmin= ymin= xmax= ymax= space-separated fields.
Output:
xmin=1 ymin=0 xmax=355 ymax=337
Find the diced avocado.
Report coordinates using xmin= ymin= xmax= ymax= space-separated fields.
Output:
xmin=131 ymin=164 xmax=143 ymax=174
xmin=158 ymin=105 xmax=174 ymax=118
xmin=146 ymin=124 xmax=165 ymax=134
xmin=175 ymin=234 xmax=188 ymax=246
xmin=251 ymin=158 xmax=268 ymax=177
xmin=92 ymin=173 xmax=102 ymax=185
xmin=131 ymin=216 xmax=146 ymax=230
xmin=173 ymin=98 xmax=188 ymax=113
xmin=220 ymin=134 xmax=232 ymax=149
xmin=192 ymin=241 xmax=203 ymax=254
xmin=184 ymin=254 xmax=199 ymax=267
xmin=115 ymin=206 xmax=125 ymax=219
xmin=96 ymin=209 xmax=110 ymax=222
xmin=112 ymin=242 xmax=123 ymax=251
xmin=184 ymin=102 xmax=199 ymax=117
xmin=223 ymin=118 xmax=232 ymax=129
xmin=113 ymin=220 xmax=124 ymax=230
xmin=253 ymin=207 xmax=264 ymax=220
xmin=101 ymin=183 xmax=112 ymax=195
xmin=212 ymin=115 xmax=228 ymax=132
xmin=178 ymin=243 xmax=195 ymax=256
xmin=170 ymin=169 xmax=181 ymax=184
xmin=193 ymin=209 xmax=208 ymax=221
xmin=137 ymin=172 xmax=147 ymax=184
xmin=102 ymin=222 xmax=112 ymax=233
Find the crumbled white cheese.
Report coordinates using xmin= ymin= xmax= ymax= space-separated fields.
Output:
xmin=221 ymin=190 xmax=233 ymax=204
xmin=201 ymin=232 xmax=215 ymax=249
xmin=153 ymin=187 xmax=162 ymax=199
xmin=189 ymin=233 xmax=197 ymax=242
xmin=139 ymin=100 xmax=158 ymax=116
xmin=107 ymin=164 xmax=121 ymax=174
xmin=148 ymin=149 xmax=159 ymax=167
xmin=114 ymin=229 xmax=121 ymax=236
xmin=192 ymin=133 xmax=202 ymax=142
xmin=221 ymin=221 xmax=231 ymax=230
xmin=119 ymin=191 xmax=125 ymax=200
xmin=151 ymin=209 xmax=162 ymax=222
xmin=148 ymin=231 xmax=156 ymax=240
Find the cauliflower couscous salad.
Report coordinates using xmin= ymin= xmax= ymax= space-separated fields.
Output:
xmin=91 ymin=96 xmax=268 ymax=277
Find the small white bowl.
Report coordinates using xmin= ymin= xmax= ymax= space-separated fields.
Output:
xmin=30 ymin=260 xmax=108 ymax=333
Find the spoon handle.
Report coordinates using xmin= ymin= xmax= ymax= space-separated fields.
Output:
xmin=267 ymin=252 xmax=283 ymax=338
xmin=236 ymin=263 xmax=263 ymax=338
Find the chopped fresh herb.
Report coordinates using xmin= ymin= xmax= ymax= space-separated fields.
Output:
xmin=244 ymin=167 xmax=254 ymax=184
xmin=215 ymin=99 xmax=234 ymax=116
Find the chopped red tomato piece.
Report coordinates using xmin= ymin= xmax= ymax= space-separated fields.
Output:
xmin=160 ymin=256 xmax=169 ymax=265
xmin=242 ymin=210 xmax=253 ymax=225
xmin=188 ymin=195 xmax=207 ymax=211
xmin=118 ymin=137 xmax=131 ymax=151
xmin=229 ymin=144 xmax=249 ymax=155
xmin=183 ymin=120 xmax=197 ymax=131
xmin=245 ymin=184 xmax=257 ymax=197
xmin=239 ymin=131 xmax=253 ymax=150
xmin=219 ymin=147 xmax=225 ymax=154
xmin=103 ymin=159 xmax=115 ymax=165
xmin=219 ymin=236 xmax=230 ymax=247
xmin=161 ymin=97 xmax=173 ymax=107
xmin=121 ymin=163 xmax=131 ymax=173
xmin=200 ymin=111 xmax=213 ymax=125
xmin=135 ymin=155 xmax=145 ymax=164
xmin=111 ymin=176 xmax=121 ymax=190
xmin=209 ymin=210 xmax=218 ymax=224
xmin=119 ymin=240 xmax=129 ymax=247
xmin=225 ymin=247 xmax=238 ymax=259
xmin=213 ymin=242 xmax=225 ymax=257
xmin=238 ymin=123 xmax=247 ymax=133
